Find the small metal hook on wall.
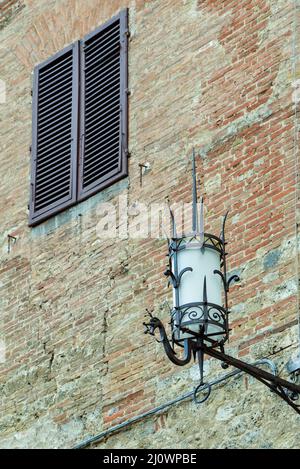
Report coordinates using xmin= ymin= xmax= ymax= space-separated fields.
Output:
xmin=139 ymin=162 xmax=150 ymax=187
xmin=7 ymin=235 xmax=17 ymax=253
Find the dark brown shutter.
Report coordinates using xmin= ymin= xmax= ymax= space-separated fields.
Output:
xmin=78 ymin=9 xmax=128 ymax=200
xmin=29 ymin=42 xmax=79 ymax=226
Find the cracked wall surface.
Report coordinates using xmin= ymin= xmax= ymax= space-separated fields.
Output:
xmin=0 ymin=0 xmax=299 ymax=448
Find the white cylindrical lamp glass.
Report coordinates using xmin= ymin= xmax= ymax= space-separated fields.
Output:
xmin=172 ymin=238 xmax=224 ymax=344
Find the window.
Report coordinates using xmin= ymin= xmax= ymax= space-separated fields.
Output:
xmin=29 ymin=9 xmax=128 ymax=226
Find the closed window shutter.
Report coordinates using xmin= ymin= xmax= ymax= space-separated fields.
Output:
xmin=29 ymin=42 xmax=79 ymax=226
xmin=78 ymin=9 xmax=128 ymax=200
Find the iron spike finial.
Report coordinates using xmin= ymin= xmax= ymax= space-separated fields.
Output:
xmin=203 ymin=275 xmax=208 ymax=335
xmin=197 ymin=348 xmax=204 ymax=386
xmin=221 ymin=210 xmax=229 ymax=242
xmin=199 ymin=196 xmax=204 ymax=248
xmin=168 ymin=202 xmax=177 ymax=239
xmin=203 ymin=275 xmax=208 ymax=304
xmin=192 ymin=148 xmax=199 ymax=233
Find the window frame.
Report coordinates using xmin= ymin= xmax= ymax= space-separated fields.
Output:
xmin=29 ymin=9 xmax=128 ymax=227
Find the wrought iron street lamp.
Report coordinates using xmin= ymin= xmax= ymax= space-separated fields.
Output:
xmin=144 ymin=150 xmax=300 ymax=413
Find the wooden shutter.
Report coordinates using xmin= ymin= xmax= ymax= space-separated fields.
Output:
xmin=29 ymin=42 xmax=79 ymax=226
xmin=78 ymin=9 xmax=128 ymax=200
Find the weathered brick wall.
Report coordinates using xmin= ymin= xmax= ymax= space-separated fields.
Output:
xmin=0 ymin=0 xmax=24 ymax=31
xmin=0 ymin=0 xmax=299 ymax=448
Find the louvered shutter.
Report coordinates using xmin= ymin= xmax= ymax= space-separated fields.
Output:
xmin=78 ymin=9 xmax=128 ymax=200
xmin=29 ymin=42 xmax=79 ymax=226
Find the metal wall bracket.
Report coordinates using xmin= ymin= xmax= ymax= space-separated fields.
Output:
xmin=144 ymin=315 xmax=300 ymax=415
xmin=286 ymin=354 xmax=300 ymax=375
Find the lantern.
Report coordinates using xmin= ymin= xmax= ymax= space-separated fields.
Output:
xmin=144 ymin=150 xmax=300 ymax=412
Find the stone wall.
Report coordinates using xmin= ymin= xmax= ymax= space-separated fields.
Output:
xmin=0 ymin=0 xmax=299 ymax=448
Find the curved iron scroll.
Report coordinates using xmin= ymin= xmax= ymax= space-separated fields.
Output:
xmin=164 ymin=267 xmax=193 ymax=289
xmin=214 ymin=269 xmax=240 ymax=293
xmin=227 ymin=274 xmax=240 ymax=291
xmin=143 ymin=316 xmax=192 ymax=366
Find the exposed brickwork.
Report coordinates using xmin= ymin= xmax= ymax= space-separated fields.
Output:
xmin=0 ymin=0 xmax=299 ymax=448
xmin=0 ymin=0 xmax=24 ymax=30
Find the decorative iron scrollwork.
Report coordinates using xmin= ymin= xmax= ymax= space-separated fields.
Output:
xmin=227 ymin=274 xmax=240 ymax=291
xmin=164 ymin=267 xmax=193 ymax=289
xmin=144 ymin=314 xmax=192 ymax=366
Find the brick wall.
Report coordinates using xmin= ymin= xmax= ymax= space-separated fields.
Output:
xmin=0 ymin=0 xmax=24 ymax=30
xmin=0 ymin=0 xmax=299 ymax=448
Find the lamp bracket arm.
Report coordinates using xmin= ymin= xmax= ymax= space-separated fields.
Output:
xmin=202 ymin=345 xmax=300 ymax=415
xmin=144 ymin=316 xmax=192 ymax=366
